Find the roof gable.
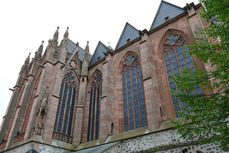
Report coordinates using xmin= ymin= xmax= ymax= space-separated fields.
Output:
xmin=150 ymin=1 xmax=185 ymax=30
xmin=115 ymin=23 xmax=139 ymax=50
xmin=68 ymin=39 xmax=87 ymax=61
xmin=89 ymin=41 xmax=110 ymax=66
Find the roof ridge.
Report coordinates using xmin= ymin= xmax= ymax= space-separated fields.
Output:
xmin=149 ymin=1 xmax=184 ymax=30
xmin=99 ymin=41 xmax=110 ymax=51
xmin=68 ymin=39 xmax=84 ymax=51
xmin=162 ymin=0 xmax=184 ymax=10
xmin=115 ymin=22 xmax=139 ymax=50
xmin=89 ymin=41 xmax=110 ymax=65
xmin=126 ymin=22 xmax=139 ymax=33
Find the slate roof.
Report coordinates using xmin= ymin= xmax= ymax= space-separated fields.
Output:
xmin=115 ymin=22 xmax=140 ymax=50
xmin=68 ymin=39 xmax=91 ymax=61
xmin=150 ymin=1 xmax=185 ymax=30
xmin=89 ymin=41 xmax=110 ymax=66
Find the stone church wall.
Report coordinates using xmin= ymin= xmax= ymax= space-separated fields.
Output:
xmin=104 ymin=129 xmax=228 ymax=153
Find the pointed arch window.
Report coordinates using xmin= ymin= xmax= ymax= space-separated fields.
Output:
xmin=53 ymin=71 xmax=78 ymax=143
xmin=163 ymin=33 xmax=202 ymax=116
xmin=122 ymin=55 xmax=147 ymax=131
xmin=87 ymin=71 xmax=102 ymax=142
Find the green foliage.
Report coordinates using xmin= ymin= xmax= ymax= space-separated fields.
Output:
xmin=171 ymin=0 xmax=229 ymax=148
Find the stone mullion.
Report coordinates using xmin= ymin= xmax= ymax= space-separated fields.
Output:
xmin=65 ymin=85 xmax=73 ymax=135
xmin=95 ymin=84 xmax=101 ymax=139
xmin=135 ymin=65 xmax=142 ymax=127
xmin=125 ymin=70 xmax=130 ymax=130
xmin=168 ymin=52 xmax=183 ymax=112
xmin=180 ymin=42 xmax=198 ymax=95
xmin=87 ymin=89 xmax=93 ymax=141
xmin=180 ymin=41 xmax=189 ymax=69
xmin=179 ymin=41 xmax=196 ymax=101
xmin=55 ymin=83 xmax=66 ymax=133
xmin=173 ymin=46 xmax=182 ymax=76
xmin=70 ymin=87 xmax=77 ymax=137
xmin=130 ymin=66 xmax=136 ymax=129
xmin=98 ymin=84 xmax=102 ymax=137
xmin=173 ymin=46 xmax=184 ymax=112
xmin=61 ymin=83 xmax=70 ymax=134
xmin=90 ymin=87 xmax=96 ymax=141
xmin=58 ymin=82 xmax=68 ymax=133
xmin=93 ymin=86 xmax=98 ymax=140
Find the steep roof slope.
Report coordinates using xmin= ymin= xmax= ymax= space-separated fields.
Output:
xmin=89 ymin=41 xmax=110 ymax=66
xmin=115 ymin=22 xmax=140 ymax=50
xmin=150 ymin=1 xmax=185 ymax=30
xmin=68 ymin=39 xmax=91 ymax=61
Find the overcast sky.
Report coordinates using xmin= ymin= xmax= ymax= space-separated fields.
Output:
xmin=0 ymin=0 xmax=199 ymax=126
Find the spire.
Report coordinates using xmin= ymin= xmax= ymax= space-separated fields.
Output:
xmin=53 ymin=26 xmax=59 ymax=42
xmin=64 ymin=27 xmax=69 ymax=39
xmin=35 ymin=41 xmax=44 ymax=60
xmin=74 ymin=43 xmax=79 ymax=54
xmin=85 ymin=41 xmax=89 ymax=54
xmin=20 ymin=52 xmax=31 ymax=74
xmin=25 ymin=52 xmax=31 ymax=65
xmin=73 ymin=44 xmax=80 ymax=66
xmin=83 ymin=41 xmax=89 ymax=62
xmin=52 ymin=27 xmax=59 ymax=47
xmin=81 ymin=41 xmax=89 ymax=76
xmin=38 ymin=40 xmax=44 ymax=52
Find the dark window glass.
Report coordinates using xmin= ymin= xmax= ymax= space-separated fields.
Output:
xmin=63 ymin=86 xmax=72 ymax=134
xmin=54 ymin=81 xmax=64 ymax=131
xmin=57 ymin=83 xmax=68 ymax=132
xmin=95 ymin=85 xmax=100 ymax=139
xmin=53 ymin=72 xmax=78 ymax=142
xmin=87 ymin=89 xmax=93 ymax=141
xmin=68 ymin=87 xmax=76 ymax=135
xmin=91 ymin=87 xmax=96 ymax=140
xmin=163 ymin=33 xmax=202 ymax=116
xmin=122 ymin=72 xmax=129 ymax=131
xmin=122 ymin=55 xmax=147 ymax=131
xmin=87 ymin=71 xmax=102 ymax=142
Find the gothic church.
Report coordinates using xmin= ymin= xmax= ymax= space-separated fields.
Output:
xmin=0 ymin=1 xmax=227 ymax=153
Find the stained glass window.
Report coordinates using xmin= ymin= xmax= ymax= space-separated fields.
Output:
xmin=87 ymin=71 xmax=102 ymax=142
xmin=122 ymin=55 xmax=147 ymax=131
xmin=163 ymin=33 xmax=202 ymax=116
xmin=53 ymin=71 xmax=78 ymax=143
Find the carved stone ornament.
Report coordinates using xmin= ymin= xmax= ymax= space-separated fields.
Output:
xmin=34 ymin=86 xmax=49 ymax=136
xmin=64 ymin=48 xmax=81 ymax=77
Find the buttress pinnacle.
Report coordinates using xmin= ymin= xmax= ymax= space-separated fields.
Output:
xmin=85 ymin=41 xmax=89 ymax=54
xmin=53 ymin=27 xmax=59 ymax=42
xmin=64 ymin=27 xmax=69 ymax=39
xmin=83 ymin=41 xmax=89 ymax=63
xmin=25 ymin=52 xmax=31 ymax=65
xmin=38 ymin=41 xmax=44 ymax=52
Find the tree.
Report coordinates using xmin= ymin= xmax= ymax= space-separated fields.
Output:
xmin=171 ymin=0 xmax=229 ymax=148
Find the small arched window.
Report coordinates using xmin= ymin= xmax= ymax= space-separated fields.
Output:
xmin=122 ymin=54 xmax=147 ymax=131
xmin=53 ymin=71 xmax=78 ymax=143
xmin=163 ymin=33 xmax=202 ymax=116
xmin=87 ymin=70 xmax=102 ymax=142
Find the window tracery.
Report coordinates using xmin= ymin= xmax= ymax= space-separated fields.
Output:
xmin=122 ymin=54 xmax=147 ymax=131
xmin=53 ymin=71 xmax=78 ymax=143
xmin=87 ymin=70 xmax=102 ymax=142
xmin=163 ymin=33 xmax=202 ymax=116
